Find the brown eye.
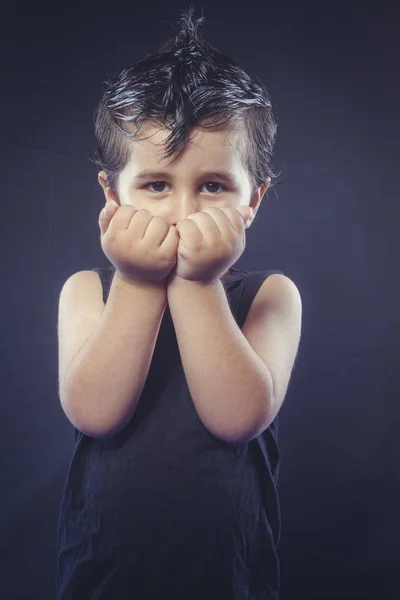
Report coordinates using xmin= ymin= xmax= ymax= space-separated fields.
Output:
xmin=144 ymin=181 xmax=227 ymax=194
xmin=146 ymin=181 xmax=168 ymax=193
xmin=203 ymin=182 xmax=225 ymax=193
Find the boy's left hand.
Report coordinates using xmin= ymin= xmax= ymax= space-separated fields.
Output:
xmin=169 ymin=205 xmax=252 ymax=286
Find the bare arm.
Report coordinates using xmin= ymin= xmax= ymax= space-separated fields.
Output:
xmin=61 ymin=272 xmax=167 ymax=438
xmin=167 ymin=277 xmax=273 ymax=444
xmin=166 ymin=271 xmax=302 ymax=444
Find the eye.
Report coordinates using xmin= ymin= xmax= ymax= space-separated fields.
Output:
xmin=144 ymin=181 xmax=227 ymax=194
xmin=146 ymin=181 xmax=169 ymax=193
xmin=202 ymin=182 xmax=226 ymax=193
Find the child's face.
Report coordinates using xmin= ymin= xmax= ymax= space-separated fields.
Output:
xmin=99 ymin=121 xmax=269 ymax=228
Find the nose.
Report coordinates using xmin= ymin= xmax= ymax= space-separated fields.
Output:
xmin=169 ymin=195 xmax=201 ymax=225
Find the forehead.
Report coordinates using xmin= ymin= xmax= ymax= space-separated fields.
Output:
xmin=125 ymin=121 xmax=245 ymax=168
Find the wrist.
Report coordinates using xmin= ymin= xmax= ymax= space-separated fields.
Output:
xmin=167 ymin=274 xmax=222 ymax=296
xmin=114 ymin=270 xmax=168 ymax=294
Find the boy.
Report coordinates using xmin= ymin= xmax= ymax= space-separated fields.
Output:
xmin=56 ymin=7 xmax=302 ymax=599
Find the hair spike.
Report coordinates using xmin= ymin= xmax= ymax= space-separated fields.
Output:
xmin=91 ymin=7 xmax=280 ymax=195
xmin=174 ymin=5 xmax=206 ymax=45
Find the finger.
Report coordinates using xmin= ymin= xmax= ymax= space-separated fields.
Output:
xmin=196 ymin=207 xmax=237 ymax=237
xmin=235 ymin=205 xmax=253 ymax=224
xmin=210 ymin=206 xmax=250 ymax=233
xmin=98 ymin=201 xmax=120 ymax=236
xmin=106 ymin=203 xmax=141 ymax=236
xmin=176 ymin=218 xmax=203 ymax=250
xmin=160 ymin=224 xmax=180 ymax=256
xmin=186 ymin=210 xmax=222 ymax=236
xmin=144 ymin=215 xmax=173 ymax=247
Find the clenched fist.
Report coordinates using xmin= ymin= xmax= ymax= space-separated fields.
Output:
xmin=99 ymin=201 xmax=251 ymax=287
xmin=98 ymin=200 xmax=179 ymax=285
xmin=170 ymin=206 xmax=251 ymax=285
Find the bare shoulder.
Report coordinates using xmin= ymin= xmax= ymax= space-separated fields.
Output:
xmin=241 ymin=272 xmax=303 ymax=420
xmin=57 ymin=270 xmax=105 ymax=399
xmin=244 ymin=272 xmax=302 ymax=337
xmin=258 ymin=273 xmax=302 ymax=304
xmin=60 ymin=269 xmax=105 ymax=311
xmin=242 ymin=273 xmax=303 ymax=333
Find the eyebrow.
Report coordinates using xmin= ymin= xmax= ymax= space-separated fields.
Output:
xmin=132 ymin=169 xmax=239 ymax=186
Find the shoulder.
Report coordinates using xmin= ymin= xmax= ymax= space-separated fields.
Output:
xmin=257 ymin=273 xmax=302 ymax=306
xmin=242 ymin=272 xmax=303 ymax=416
xmin=243 ymin=272 xmax=303 ymax=350
xmin=66 ymin=269 xmax=103 ymax=286
xmin=243 ymin=272 xmax=303 ymax=332
xmin=59 ymin=270 xmax=105 ymax=308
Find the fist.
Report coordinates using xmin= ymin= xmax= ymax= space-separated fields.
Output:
xmin=171 ymin=206 xmax=251 ymax=285
xmin=98 ymin=200 xmax=179 ymax=284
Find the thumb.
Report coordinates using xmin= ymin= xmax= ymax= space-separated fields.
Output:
xmin=99 ymin=200 xmax=119 ymax=236
xmin=237 ymin=205 xmax=254 ymax=224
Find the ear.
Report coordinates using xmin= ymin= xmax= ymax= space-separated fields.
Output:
xmin=248 ymin=179 xmax=271 ymax=221
xmin=98 ymin=171 xmax=119 ymax=204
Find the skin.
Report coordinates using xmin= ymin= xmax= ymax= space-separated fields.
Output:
xmin=98 ymin=122 xmax=270 ymax=279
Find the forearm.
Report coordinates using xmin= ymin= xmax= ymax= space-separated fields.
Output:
xmin=63 ymin=272 xmax=167 ymax=438
xmin=167 ymin=277 xmax=274 ymax=444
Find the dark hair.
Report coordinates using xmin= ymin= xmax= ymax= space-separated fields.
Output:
xmin=91 ymin=5 xmax=280 ymax=197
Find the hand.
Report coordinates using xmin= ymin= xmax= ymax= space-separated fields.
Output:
xmin=168 ymin=206 xmax=252 ymax=286
xmin=98 ymin=200 xmax=179 ymax=285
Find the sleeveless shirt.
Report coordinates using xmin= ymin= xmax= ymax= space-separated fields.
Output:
xmin=56 ymin=265 xmax=284 ymax=600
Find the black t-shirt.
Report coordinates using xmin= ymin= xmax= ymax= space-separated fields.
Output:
xmin=56 ymin=265 xmax=284 ymax=600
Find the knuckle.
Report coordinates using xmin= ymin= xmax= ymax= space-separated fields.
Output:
xmin=136 ymin=208 xmax=153 ymax=216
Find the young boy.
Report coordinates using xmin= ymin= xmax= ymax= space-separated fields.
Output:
xmin=56 ymin=7 xmax=302 ymax=600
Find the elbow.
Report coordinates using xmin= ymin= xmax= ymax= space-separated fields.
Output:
xmin=217 ymin=413 xmax=275 ymax=445
xmin=60 ymin=370 xmax=136 ymax=438
xmin=60 ymin=394 xmax=129 ymax=439
xmin=234 ymin=379 xmax=276 ymax=444
xmin=63 ymin=407 xmax=128 ymax=439
xmin=210 ymin=388 xmax=276 ymax=445
xmin=60 ymin=401 xmax=104 ymax=438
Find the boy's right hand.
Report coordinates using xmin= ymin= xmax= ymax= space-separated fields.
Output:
xmin=98 ymin=200 xmax=179 ymax=285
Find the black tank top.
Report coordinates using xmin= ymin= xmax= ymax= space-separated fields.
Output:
xmin=56 ymin=265 xmax=284 ymax=600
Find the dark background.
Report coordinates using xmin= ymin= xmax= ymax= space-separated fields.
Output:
xmin=1 ymin=1 xmax=399 ymax=598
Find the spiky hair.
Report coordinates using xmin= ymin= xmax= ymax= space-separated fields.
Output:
xmin=92 ymin=5 xmax=280 ymax=195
